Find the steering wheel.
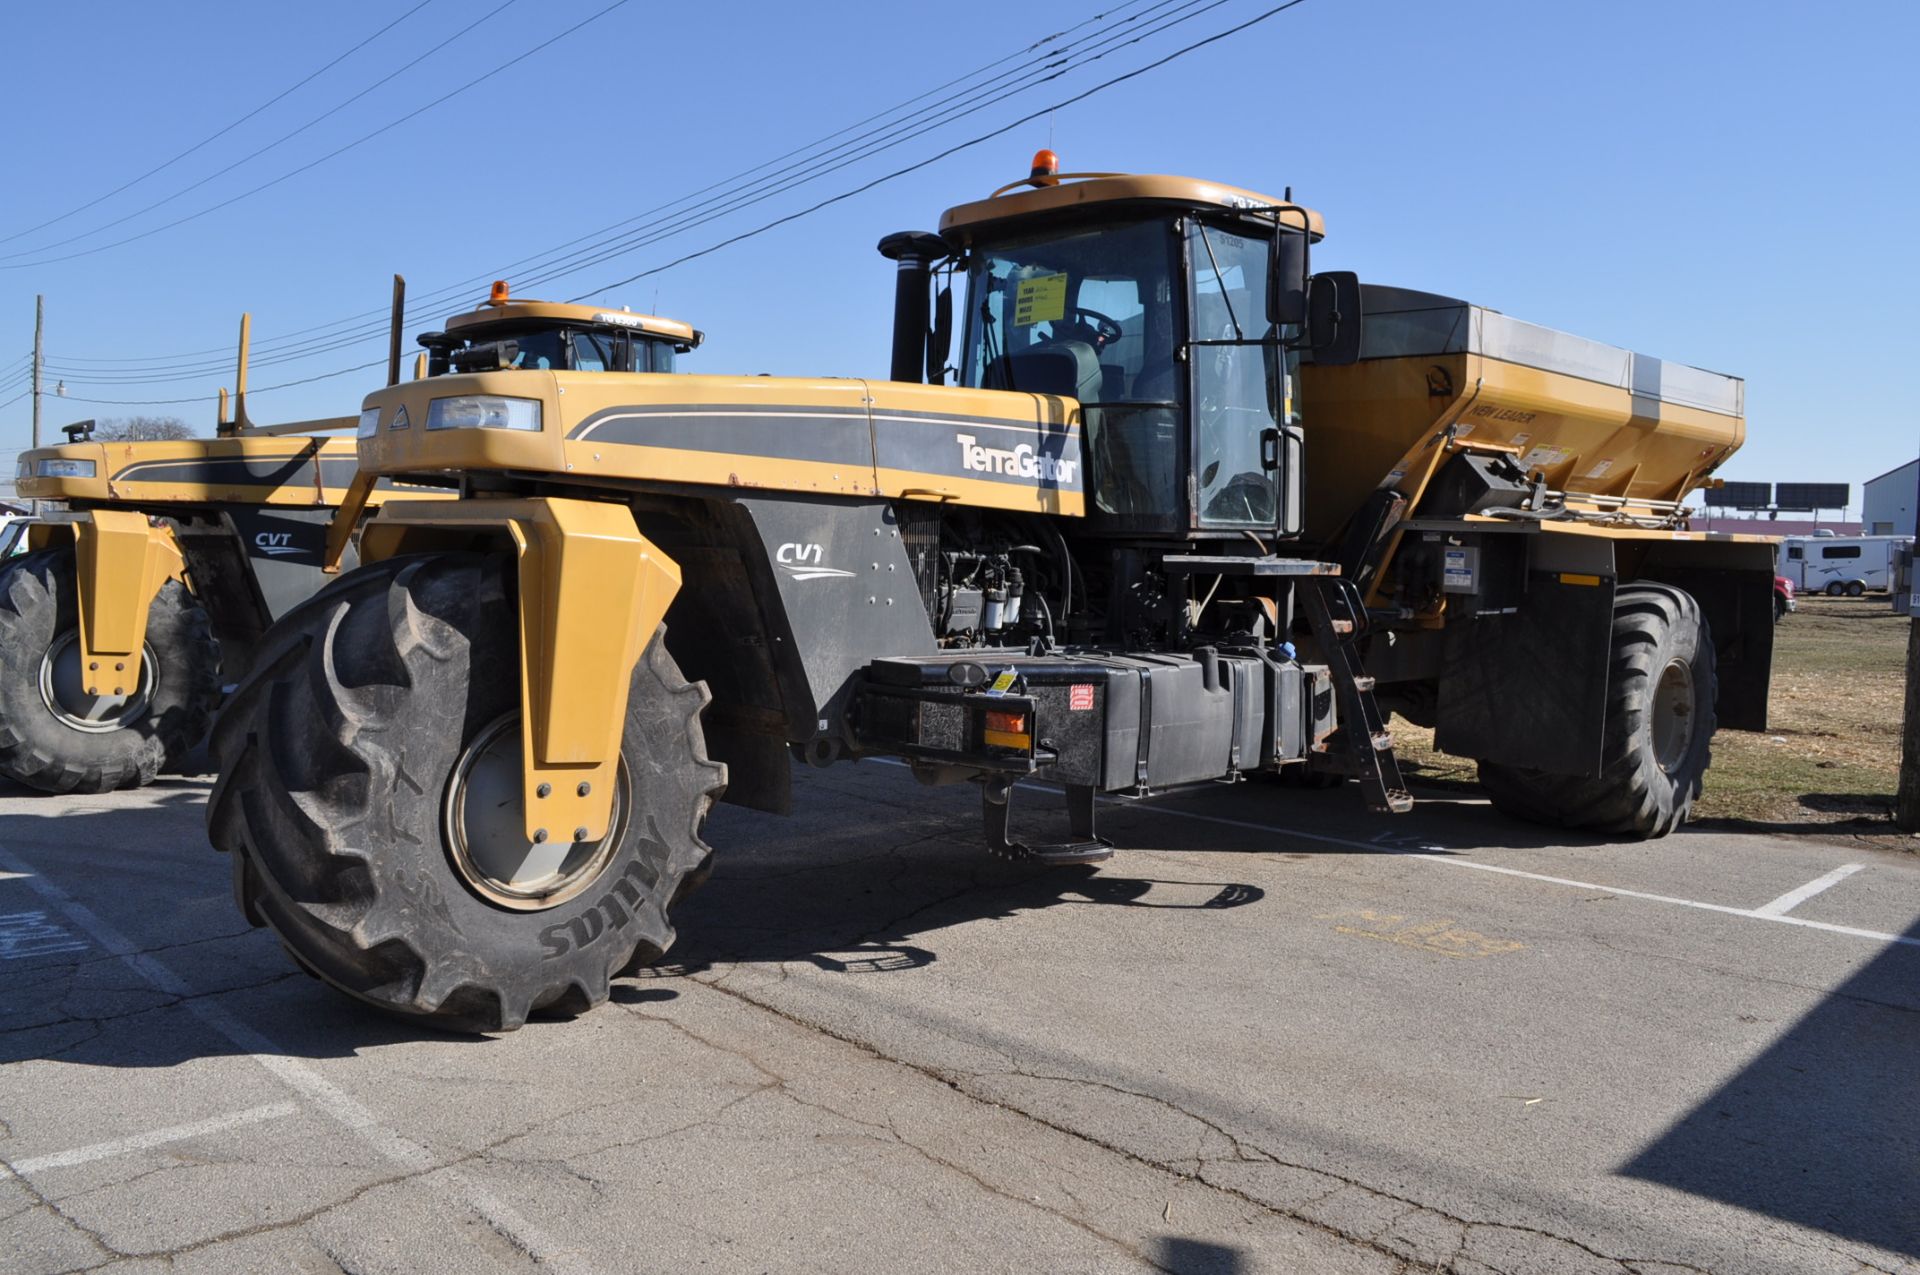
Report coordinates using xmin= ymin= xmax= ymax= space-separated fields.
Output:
xmin=1046 ymin=306 xmax=1123 ymax=351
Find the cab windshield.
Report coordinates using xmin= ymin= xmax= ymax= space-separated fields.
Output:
xmin=961 ymin=220 xmax=1181 ymax=518
xmin=960 ymin=215 xmax=1291 ymax=529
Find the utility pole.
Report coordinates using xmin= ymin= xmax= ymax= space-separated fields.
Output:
xmin=28 ymin=295 xmax=43 ymax=513
xmin=31 ymin=295 xmax=43 ymax=450
xmin=1899 ymin=455 xmax=1920 ymax=832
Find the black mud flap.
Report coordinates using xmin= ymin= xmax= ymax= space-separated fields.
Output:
xmin=1435 ymin=571 xmax=1616 ymax=777
xmin=1639 ymin=550 xmax=1775 ymax=733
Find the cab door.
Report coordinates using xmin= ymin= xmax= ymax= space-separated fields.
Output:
xmin=1185 ymin=220 xmax=1296 ymax=536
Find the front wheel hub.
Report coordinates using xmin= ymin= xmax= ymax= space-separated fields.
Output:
xmin=40 ymin=631 xmax=156 ymax=733
xmin=442 ymin=713 xmax=628 ymax=911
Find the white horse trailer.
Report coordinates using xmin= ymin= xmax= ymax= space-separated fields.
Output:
xmin=1780 ymin=535 xmax=1911 ymax=596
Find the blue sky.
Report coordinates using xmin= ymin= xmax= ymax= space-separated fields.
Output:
xmin=3 ymin=0 xmax=1914 ymax=508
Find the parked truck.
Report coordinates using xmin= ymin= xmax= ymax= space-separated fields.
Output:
xmin=206 ymin=157 xmax=1769 ymax=1032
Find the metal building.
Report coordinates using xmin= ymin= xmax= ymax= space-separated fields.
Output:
xmin=1864 ymin=459 xmax=1919 ymax=536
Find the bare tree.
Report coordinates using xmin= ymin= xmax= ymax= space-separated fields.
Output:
xmin=95 ymin=416 xmax=196 ymax=442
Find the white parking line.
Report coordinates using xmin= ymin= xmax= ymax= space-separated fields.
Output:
xmin=0 ymin=840 xmax=600 ymax=1275
xmin=1753 ymin=863 xmax=1866 ymax=917
xmin=0 ymin=1103 xmax=296 ymax=1180
xmin=1137 ymin=804 xmax=1920 ymax=949
xmin=861 ymin=761 xmax=1920 ymax=950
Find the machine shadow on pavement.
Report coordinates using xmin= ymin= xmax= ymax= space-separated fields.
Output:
xmin=1620 ymin=916 xmax=1920 ymax=1260
xmin=652 ymin=785 xmax=1269 ymax=983
xmin=0 ymin=781 xmax=1270 ymax=1069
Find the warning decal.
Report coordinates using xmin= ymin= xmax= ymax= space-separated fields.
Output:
xmin=1069 ymin=683 xmax=1095 ymax=711
xmin=1013 ymin=273 xmax=1067 ymax=326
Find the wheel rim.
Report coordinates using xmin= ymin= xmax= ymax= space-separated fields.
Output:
xmin=39 ymin=631 xmax=157 ymax=733
xmin=1650 ymin=658 xmax=1696 ymax=774
xmin=442 ymin=713 xmax=627 ymax=911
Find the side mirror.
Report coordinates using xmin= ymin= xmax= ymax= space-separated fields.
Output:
xmin=1307 ymin=271 xmax=1363 ymax=366
xmin=1269 ymin=227 xmax=1309 ymax=326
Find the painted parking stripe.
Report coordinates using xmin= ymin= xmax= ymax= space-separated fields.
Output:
xmin=862 ymin=761 xmax=1920 ymax=950
xmin=1752 ymin=864 xmax=1866 ymax=917
xmin=1125 ymin=800 xmax=1920 ymax=949
xmin=0 ymin=1103 xmax=296 ymax=1180
xmin=0 ymin=840 xmax=601 ymax=1275
xmin=1148 ymin=806 xmax=1920 ymax=948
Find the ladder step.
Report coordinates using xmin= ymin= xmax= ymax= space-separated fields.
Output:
xmin=1372 ymin=731 xmax=1393 ymax=752
xmin=1329 ymin=619 xmax=1355 ymax=636
xmin=1352 ymin=675 xmax=1376 ymax=692
xmin=1373 ymin=789 xmax=1415 ymax=814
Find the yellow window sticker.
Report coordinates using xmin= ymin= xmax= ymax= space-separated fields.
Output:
xmin=1013 ymin=273 xmax=1067 ymax=326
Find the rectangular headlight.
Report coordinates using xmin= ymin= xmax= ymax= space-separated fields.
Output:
xmin=425 ymin=396 xmax=541 ymax=432
xmin=36 ymin=459 xmax=96 ymax=478
xmin=357 ymin=407 xmax=382 ymax=438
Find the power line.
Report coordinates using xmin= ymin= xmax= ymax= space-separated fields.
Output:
xmin=571 ymin=0 xmax=1313 ymax=301
xmin=2 ymin=0 xmax=629 ymax=272
xmin=1 ymin=0 xmax=511 ymax=263
xmin=30 ymin=0 xmax=1301 ymax=408
xmin=0 ymin=1 xmax=439 ymax=248
xmin=42 ymin=0 xmax=1209 ymax=387
xmin=30 ymin=359 xmax=387 ymax=407
xmin=43 ymin=0 xmax=1205 ymax=389
xmin=520 ymin=0 xmax=1231 ymax=295
xmin=487 ymin=0 xmax=1211 ymax=299
xmin=33 ymin=0 xmax=1172 ymax=369
xmin=1 ymin=1 xmax=515 ymax=263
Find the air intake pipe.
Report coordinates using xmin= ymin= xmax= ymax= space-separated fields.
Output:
xmin=878 ymin=231 xmax=950 ymax=384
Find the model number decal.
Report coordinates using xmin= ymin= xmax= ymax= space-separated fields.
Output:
xmin=775 ymin=541 xmax=856 ymax=582
xmin=252 ymin=531 xmax=305 ymax=558
xmin=956 ymin=434 xmax=1078 ymax=485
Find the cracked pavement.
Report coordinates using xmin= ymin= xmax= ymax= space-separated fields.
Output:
xmin=1 ymin=765 xmax=1916 ymax=1274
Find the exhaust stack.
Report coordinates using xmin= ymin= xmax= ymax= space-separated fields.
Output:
xmin=877 ymin=231 xmax=949 ymax=385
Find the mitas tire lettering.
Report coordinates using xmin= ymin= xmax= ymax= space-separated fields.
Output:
xmin=537 ymin=848 xmax=660 ymax=957
xmin=207 ymin=551 xmax=725 ymax=1033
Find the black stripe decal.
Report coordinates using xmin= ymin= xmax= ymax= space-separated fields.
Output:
xmin=569 ymin=409 xmax=872 ymax=466
xmin=569 ymin=403 xmax=1083 ymax=493
xmin=568 ymin=402 xmax=1077 ymax=441
xmin=110 ymin=457 xmax=360 ymax=488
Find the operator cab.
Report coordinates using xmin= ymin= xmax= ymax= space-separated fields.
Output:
xmin=887 ymin=153 xmax=1359 ymax=540
xmin=417 ymin=281 xmax=703 ymax=378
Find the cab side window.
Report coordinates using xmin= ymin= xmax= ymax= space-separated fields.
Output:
xmin=570 ymin=332 xmax=615 ymax=373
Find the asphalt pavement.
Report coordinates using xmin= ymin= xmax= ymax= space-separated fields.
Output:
xmin=2 ymin=762 xmax=1915 ymax=1274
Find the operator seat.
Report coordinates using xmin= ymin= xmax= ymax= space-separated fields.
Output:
xmin=987 ymin=341 xmax=1103 ymax=402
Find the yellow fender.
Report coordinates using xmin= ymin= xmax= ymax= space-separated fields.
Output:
xmin=39 ymin=512 xmax=189 ymax=698
xmin=358 ymin=496 xmax=681 ymax=842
